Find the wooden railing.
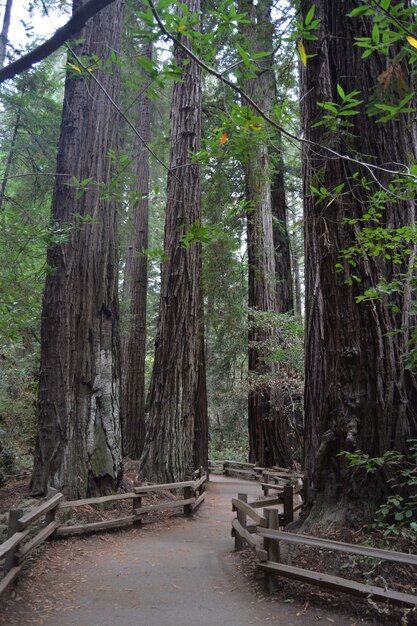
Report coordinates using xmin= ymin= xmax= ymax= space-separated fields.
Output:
xmin=0 ymin=468 xmax=206 ymax=599
xmin=231 ymin=486 xmax=417 ymax=608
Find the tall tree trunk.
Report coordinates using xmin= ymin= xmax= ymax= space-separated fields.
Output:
xmin=271 ymin=148 xmax=294 ymax=314
xmin=292 ymin=246 xmax=302 ymax=319
xmin=0 ymin=109 xmax=20 ymax=220
xmin=239 ymin=0 xmax=292 ymax=468
xmin=301 ymin=0 xmax=417 ymax=525
xmin=194 ymin=294 xmax=208 ymax=471
xmin=139 ymin=0 xmax=208 ymax=483
xmin=0 ymin=0 xmax=12 ymax=68
xmin=121 ymin=41 xmax=152 ymax=459
xmin=30 ymin=0 xmax=124 ymax=498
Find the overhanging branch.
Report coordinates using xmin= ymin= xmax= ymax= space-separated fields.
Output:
xmin=0 ymin=0 xmax=117 ymax=84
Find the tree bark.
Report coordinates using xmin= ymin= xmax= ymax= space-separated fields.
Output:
xmin=121 ymin=42 xmax=152 ymax=459
xmin=139 ymin=0 xmax=208 ymax=483
xmin=301 ymin=0 xmax=417 ymax=525
xmin=0 ymin=109 xmax=20 ymax=220
xmin=0 ymin=0 xmax=12 ymax=68
xmin=239 ymin=0 xmax=292 ymax=468
xmin=30 ymin=0 xmax=124 ymax=498
xmin=271 ymin=148 xmax=294 ymax=314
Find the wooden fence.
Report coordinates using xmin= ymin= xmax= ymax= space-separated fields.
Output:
xmin=0 ymin=468 xmax=206 ymax=599
xmin=231 ymin=487 xmax=417 ymax=608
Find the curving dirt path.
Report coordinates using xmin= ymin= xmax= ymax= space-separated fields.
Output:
xmin=0 ymin=476 xmax=371 ymax=626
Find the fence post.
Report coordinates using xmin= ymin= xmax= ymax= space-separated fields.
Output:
xmin=133 ymin=482 xmax=142 ymax=526
xmin=263 ymin=473 xmax=270 ymax=496
xmin=45 ymin=487 xmax=59 ymax=524
xmin=263 ymin=508 xmax=279 ymax=594
xmin=184 ymin=486 xmax=193 ymax=517
xmin=283 ymin=484 xmax=294 ymax=527
xmin=234 ymin=493 xmax=247 ymax=551
xmin=4 ymin=508 xmax=23 ymax=576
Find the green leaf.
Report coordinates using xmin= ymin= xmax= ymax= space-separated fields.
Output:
xmin=305 ymin=5 xmax=315 ymax=26
xmin=349 ymin=6 xmax=374 ymax=17
xmin=336 ymin=83 xmax=346 ymax=100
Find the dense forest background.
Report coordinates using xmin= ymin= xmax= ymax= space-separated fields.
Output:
xmin=0 ymin=0 xmax=416 ymax=534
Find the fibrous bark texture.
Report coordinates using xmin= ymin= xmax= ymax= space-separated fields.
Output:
xmin=271 ymin=149 xmax=294 ymax=314
xmin=239 ymin=0 xmax=292 ymax=468
xmin=121 ymin=41 xmax=152 ymax=459
xmin=301 ymin=0 xmax=417 ymax=525
xmin=139 ymin=0 xmax=208 ymax=483
xmin=31 ymin=0 xmax=124 ymax=498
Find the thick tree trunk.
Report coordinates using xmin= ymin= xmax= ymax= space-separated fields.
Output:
xmin=239 ymin=0 xmax=292 ymax=468
xmin=0 ymin=0 xmax=12 ymax=68
xmin=139 ymin=0 xmax=208 ymax=483
xmin=301 ymin=0 xmax=417 ymax=525
xmin=121 ymin=42 xmax=152 ymax=459
xmin=30 ymin=0 xmax=124 ymax=498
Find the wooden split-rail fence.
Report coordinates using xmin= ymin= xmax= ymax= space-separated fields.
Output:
xmin=0 ymin=467 xmax=207 ymax=599
xmin=231 ymin=485 xmax=417 ymax=608
xmin=209 ymin=459 xmax=304 ymax=526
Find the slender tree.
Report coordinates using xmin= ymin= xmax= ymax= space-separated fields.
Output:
xmin=121 ymin=41 xmax=152 ymax=459
xmin=301 ymin=0 xmax=417 ymax=525
xmin=0 ymin=0 xmax=12 ymax=68
xmin=271 ymin=148 xmax=294 ymax=314
xmin=238 ymin=0 xmax=292 ymax=467
xmin=30 ymin=0 xmax=124 ymax=498
xmin=139 ymin=0 xmax=207 ymax=483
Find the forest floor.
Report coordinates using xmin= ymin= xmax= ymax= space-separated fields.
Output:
xmin=0 ymin=474 xmax=414 ymax=626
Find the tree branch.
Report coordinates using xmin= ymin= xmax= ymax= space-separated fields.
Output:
xmin=0 ymin=0 xmax=117 ymax=84
xmin=147 ymin=0 xmax=415 ymax=181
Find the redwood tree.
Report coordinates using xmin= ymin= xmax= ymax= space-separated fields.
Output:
xmin=139 ymin=0 xmax=207 ymax=483
xmin=121 ymin=41 xmax=152 ymax=459
xmin=31 ymin=0 xmax=124 ymax=498
xmin=301 ymin=0 xmax=417 ymax=525
xmin=238 ymin=0 xmax=292 ymax=468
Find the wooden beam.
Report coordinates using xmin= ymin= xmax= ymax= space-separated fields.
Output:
xmin=256 ymin=529 xmax=417 ymax=566
xmin=192 ymin=491 xmax=206 ymax=511
xmin=193 ymin=474 xmax=207 ymax=492
xmin=263 ymin=509 xmax=280 ymax=593
xmin=0 ymin=528 xmax=30 ymax=561
xmin=137 ymin=498 xmax=194 ymax=514
xmin=232 ymin=498 xmax=267 ymax=527
xmin=17 ymin=494 xmax=64 ymax=531
xmin=4 ymin=509 xmax=23 ymax=575
xmin=134 ymin=480 xmax=195 ymax=494
xmin=234 ymin=494 xmax=247 ymax=551
xmin=55 ymin=515 xmax=138 ymax=537
xmin=248 ymin=496 xmax=282 ymax=509
xmin=16 ymin=521 xmax=59 ymax=563
xmin=232 ymin=517 xmax=261 ymax=551
xmin=0 ymin=565 xmax=23 ymax=599
xmin=257 ymin=561 xmax=417 ymax=607
xmin=260 ymin=483 xmax=284 ymax=493
xmin=60 ymin=492 xmax=137 ymax=508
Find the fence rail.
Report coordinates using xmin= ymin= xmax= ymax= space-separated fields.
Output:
xmin=0 ymin=469 xmax=207 ymax=599
xmin=231 ymin=483 xmax=417 ymax=608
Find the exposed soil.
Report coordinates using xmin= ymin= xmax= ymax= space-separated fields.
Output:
xmin=0 ymin=474 xmax=415 ymax=625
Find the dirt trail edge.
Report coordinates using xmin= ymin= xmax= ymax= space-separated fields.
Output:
xmin=0 ymin=476 xmax=371 ymax=626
